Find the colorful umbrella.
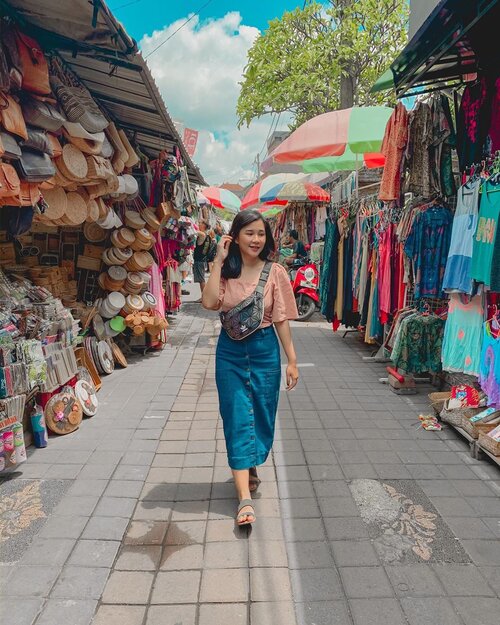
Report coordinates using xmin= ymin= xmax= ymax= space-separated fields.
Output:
xmin=242 ymin=178 xmax=329 ymax=209
xmin=259 ymin=206 xmax=286 ymax=218
xmin=199 ymin=186 xmax=241 ymax=213
xmin=301 ymin=147 xmax=385 ymax=173
xmin=270 ymin=106 xmax=392 ymax=163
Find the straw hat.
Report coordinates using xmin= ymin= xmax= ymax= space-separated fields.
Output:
xmin=105 ymin=122 xmax=128 ymax=174
xmin=125 ymin=210 xmax=145 ymax=230
xmin=62 ymin=122 xmax=105 ymax=155
xmin=56 ymin=144 xmax=89 ymax=182
xmin=142 ymin=207 xmax=161 ymax=233
xmin=123 ymin=174 xmax=139 ymax=196
xmin=118 ymin=129 xmax=140 ymax=168
xmin=41 ymin=186 xmax=67 ymax=221
xmin=99 ymin=135 xmax=114 ymax=159
xmin=86 ymin=199 xmax=100 ymax=223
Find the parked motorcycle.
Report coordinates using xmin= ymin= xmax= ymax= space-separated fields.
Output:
xmin=289 ymin=258 xmax=320 ymax=321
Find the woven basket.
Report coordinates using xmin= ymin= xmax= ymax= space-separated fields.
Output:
xmin=64 ymin=192 xmax=89 ymax=225
xmin=478 ymin=431 xmax=500 ymax=456
xmin=440 ymin=403 xmax=484 ymax=427
xmin=41 ymin=186 xmax=67 ymax=220
xmin=428 ymin=392 xmax=451 ymax=416
xmin=462 ymin=413 xmax=500 ymax=439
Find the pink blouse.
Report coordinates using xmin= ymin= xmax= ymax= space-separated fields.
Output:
xmin=217 ymin=262 xmax=298 ymax=328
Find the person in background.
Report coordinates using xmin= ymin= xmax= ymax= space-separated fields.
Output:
xmin=214 ymin=223 xmax=224 ymax=243
xmin=285 ymin=229 xmax=307 ymax=266
xmin=207 ymin=229 xmax=218 ymax=274
xmin=193 ymin=220 xmax=211 ymax=302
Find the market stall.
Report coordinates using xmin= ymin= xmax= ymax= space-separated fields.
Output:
xmin=315 ymin=0 xmax=500 ymax=461
xmin=0 ymin=3 xmax=205 ymax=471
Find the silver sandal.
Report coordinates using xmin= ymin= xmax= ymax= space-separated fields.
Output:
xmin=236 ymin=499 xmax=256 ymax=526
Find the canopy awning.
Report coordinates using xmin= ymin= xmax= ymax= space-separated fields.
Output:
xmin=372 ymin=0 xmax=500 ymax=97
xmin=0 ymin=0 xmax=206 ymax=185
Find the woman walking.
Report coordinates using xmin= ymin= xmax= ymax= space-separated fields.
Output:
xmin=202 ymin=210 xmax=299 ymax=526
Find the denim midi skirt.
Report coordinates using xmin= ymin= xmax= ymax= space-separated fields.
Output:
xmin=216 ymin=326 xmax=281 ymax=470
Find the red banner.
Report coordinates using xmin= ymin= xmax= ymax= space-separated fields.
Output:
xmin=183 ymin=128 xmax=199 ymax=157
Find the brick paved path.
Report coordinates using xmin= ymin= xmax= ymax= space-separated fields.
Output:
xmin=1 ymin=304 xmax=500 ymax=625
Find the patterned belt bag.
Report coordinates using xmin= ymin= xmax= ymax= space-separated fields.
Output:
xmin=219 ymin=262 xmax=272 ymax=340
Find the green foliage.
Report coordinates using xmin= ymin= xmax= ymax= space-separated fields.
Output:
xmin=237 ymin=0 xmax=408 ymax=128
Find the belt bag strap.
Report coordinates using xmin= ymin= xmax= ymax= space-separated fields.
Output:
xmin=255 ymin=261 xmax=272 ymax=295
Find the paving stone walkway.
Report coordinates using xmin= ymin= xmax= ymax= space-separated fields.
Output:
xmin=1 ymin=303 xmax=500 ymax=625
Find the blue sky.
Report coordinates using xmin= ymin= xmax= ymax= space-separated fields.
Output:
xmin=111 ymin=2 xmax=308 ymax=185
xmin=113 ymin=1 xmax=304 ymax=42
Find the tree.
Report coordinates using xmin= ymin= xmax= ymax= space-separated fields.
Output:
xmin=237 ymin=0 xmax=408 ymax=128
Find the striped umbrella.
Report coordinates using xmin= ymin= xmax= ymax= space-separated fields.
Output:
xmin=270 ymin=106 xmax=392 ymax=163
xmin=301 ymin=147 xmax=385 ymax=173
xmin=199 ymin=186 xmax=241 ymax=213
xmin=242 ymin=178 xmax=329 ymax=209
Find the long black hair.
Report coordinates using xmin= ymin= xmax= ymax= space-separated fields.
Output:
xmin=221 ymin=209 xmax=275 ymax=279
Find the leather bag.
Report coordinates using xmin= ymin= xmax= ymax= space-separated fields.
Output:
xmin=22 ymin=97 xmax=66 ymax=132
xmin=0 ymin=20 xmax=23 ymax=90
xmin=0 ymin=131 xmax=21 ymax=160
xmin=219 ymin=262 xmax=273 ymax=340
xmin=15 ymin=148 xmax=55 ymax=182
xmin=0 ymin=162 xmax=21 ymax=200
xmin=20 ymin=127 xmax=53 ymax=155
xmin=0 ymin=95 xmax=28 ymax=140
xmin=15 ymin=30 xmax=50 ymax=95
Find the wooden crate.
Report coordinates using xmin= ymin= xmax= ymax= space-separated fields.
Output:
xmin=84 ymin=244 xmax=105 ymax=260
xmin=77 ymin=255 xmax=101 ymax=271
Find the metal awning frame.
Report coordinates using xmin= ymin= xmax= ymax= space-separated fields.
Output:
xmin=0 ymin=0 xmax=206 ymax=185
xmin=393 ymin=0 xmax=500 ymax=98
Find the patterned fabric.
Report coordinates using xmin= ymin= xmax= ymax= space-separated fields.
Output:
xmin=379 ymin=102 xmax=409 ymax=202
xmin=457 ymin=77 xmax=490 ymax=171
xmin=442 ymin=293 xmax=484 ymax=377
xmin=479 ymin=321 xmax=500 ymax=408
xmin=405 ymin=102 xmax=435 ymax=199
xmin=404 ymin=205 xmax=453 ymax=298
xmin=443 ymin=179 xmax=480 ymax=294
xmin=391 ymin=313 xmax=445 ymax=374
xmin=219 ymin=263 xmax=272 ymax=341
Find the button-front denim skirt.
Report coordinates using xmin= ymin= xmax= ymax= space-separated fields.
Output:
xmin=215 ymin=326 xmax=281 ymax=470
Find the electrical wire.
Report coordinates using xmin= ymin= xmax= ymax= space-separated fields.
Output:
xmin=112 ymin=0 xmax=143 ymax=10
xmin=144 ymin=0 xmax=215 ymax=59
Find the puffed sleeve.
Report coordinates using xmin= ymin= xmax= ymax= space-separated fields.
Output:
xmin=271 ymin=263 xmax=298 ymax=323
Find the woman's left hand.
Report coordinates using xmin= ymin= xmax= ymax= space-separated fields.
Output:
xmin=286 ymin=363 xmax=299 ymax=390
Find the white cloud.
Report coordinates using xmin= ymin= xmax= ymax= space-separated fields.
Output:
xmin=139 ymin=12 xmax=280 ymax=184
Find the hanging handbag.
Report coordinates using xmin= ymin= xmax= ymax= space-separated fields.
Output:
xmin=21 ymin=97 xmax=66 ymax=132
xmin=0 ymin=131 xmax=21 ymax=160
xmin=15 ymin=148 xmax=55 ymax=182
xmin=219 ymin=262 xmax=273 ymax=341
xmin=0 ymin=162 xmax=21 ymax=200
xmin=19 ymin=127 xmax=53 ymax=155
xmin=6 ymin=205 xmax=35 ymax=235
xmin=0 ymin=95 xmax=28 ymax=140
xmin=0 ymin=19 xmax=23 ymax=90
xmin=14 ymin=30 xmax=50 ymax=95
